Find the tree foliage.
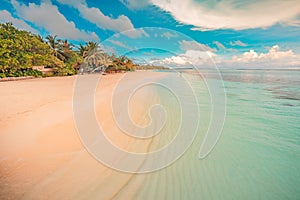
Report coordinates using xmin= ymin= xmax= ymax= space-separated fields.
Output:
xmin=105 ymin=55 xmax=135 ymax=72
xmin=0 ymin=22 xmax=52 ymax=77
xmin=0 ymin=22 xmax=138 ymax=78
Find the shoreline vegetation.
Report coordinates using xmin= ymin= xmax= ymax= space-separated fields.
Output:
xmin=0 ymin=22 xmax=168 ymax=80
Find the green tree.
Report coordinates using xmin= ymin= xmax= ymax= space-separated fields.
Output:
xmin=78 ymin=43 xmax=88 ymax=58
xmin=0 ymin=23 xmax=52 ymax=77
xmin=0 ymin=23 xmax=137 ymax=78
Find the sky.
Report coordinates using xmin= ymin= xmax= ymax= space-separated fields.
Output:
xmin=1 ymin=0 xmax=300 ymax=68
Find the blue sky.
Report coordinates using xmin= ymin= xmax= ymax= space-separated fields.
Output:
xmin=1 ymin=0 xmax=300 ymax=68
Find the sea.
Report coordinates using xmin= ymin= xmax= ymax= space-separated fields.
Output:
xmin=123 ymin=69 xmax=300 ymax=199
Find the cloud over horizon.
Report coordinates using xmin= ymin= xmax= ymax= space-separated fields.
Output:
xmin=157 ymin=45 xmax=300 ymax=68
xmin=228 ymin=45 xmax=299 ymax=67
xmin=159 ymin=40 xmax=216 ymax=66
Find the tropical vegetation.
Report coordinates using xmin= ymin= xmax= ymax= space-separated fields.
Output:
xmin=0 ymin=22 xmax=137 ymax=78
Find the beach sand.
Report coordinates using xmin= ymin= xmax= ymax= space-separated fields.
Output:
xmin=0 ymin=71 xmax=166 ymax=200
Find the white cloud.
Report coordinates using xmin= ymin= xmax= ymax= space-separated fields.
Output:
xmin=230 ymin=40 xmax=248 ymax=47
xmin=282 ymin=19 xmax=300 ymax=27
xmin=11 ymin=0 xmax=98 ymax=41
xmin=159 ymin=45 xmax=300 ymax=68
xmin=0 ymin=10 xmax=38 ymax=33
xmin=190 ymin=27 xmax=215 ymax=32
xmin=179 ymin=40 xmax=215 ymax=52
xmin=122 ymin=28 xmax=150 ymax=38
xmin=226 ymin=45 xmax=300 ymax=67
xmin=233 ymin=45 xmax=294 ymax=61
xmin=160 ymin=50 xmax=215 ymax=66
xmin=161 ymin=31 xmax=178 ymax=39
xmin=57 ymin=0 xmax=147 ymax=38
xmin=109 ymin=40 xmax=132 ymax=50
xmin=119 ymin=0 xmax=149 ymax=10
xmin=161 ymin=55 xmax=189 ymax=65
xmin=158 ymin=40 xmax=216 ymax=66
xmin=150 ymin=0 xmax=300 ymax=30
xmin=213 ymin=41 xmax=226 ymax=50
xmin=77 ymin=5 xmax=133 ymax=33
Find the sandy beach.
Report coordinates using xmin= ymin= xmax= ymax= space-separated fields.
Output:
xmin=0 ymin=71 xmax=166 ymax=200
xmin=1 ymin=70 xmax=300 ymax=200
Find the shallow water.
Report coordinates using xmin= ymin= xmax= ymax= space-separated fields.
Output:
xmin=128 ymin=69 xmax=300 ymax=199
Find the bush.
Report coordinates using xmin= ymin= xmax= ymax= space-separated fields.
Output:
xmin=27 ymin=69 xmax=43 ymax=77
xmin=0 ymin=68 xmax=43 ymax=78
xmin=53 ymin=64 xmax=75 ymax=76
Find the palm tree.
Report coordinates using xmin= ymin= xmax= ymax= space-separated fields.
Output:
xmin=124 ymin=57 xmax=134 ymax=71
xmin=46 ymin=35 xmax=59 ymax=59
xmin=118 ymin=56 xmax=134 ymax=71
xmin=46 ymin=35 xmax=57 ymax=50
xmin=57 ymin=39 xmax=73 ymax=61
xmin=78 ymin=44 xmax=88 ymax=58
xmin=36 ymin=35 xmax=44 ymax=43
xmin=86 ymin=41 xmax=98 ymax=53
xmin=77 ymin=41 xmax=98 ymax=58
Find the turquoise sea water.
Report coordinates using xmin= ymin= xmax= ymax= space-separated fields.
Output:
xmin=129 ymin=70 xmax=300 ymax=199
